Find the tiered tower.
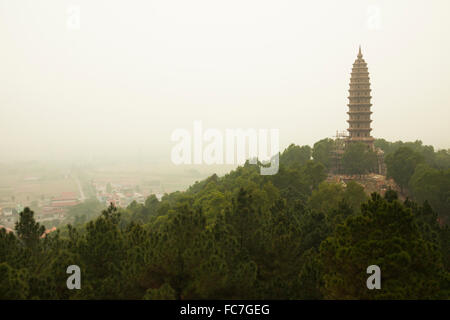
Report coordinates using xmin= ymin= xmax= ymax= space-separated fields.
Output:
xmin=347 ymin=46 xmax=374 ymax=149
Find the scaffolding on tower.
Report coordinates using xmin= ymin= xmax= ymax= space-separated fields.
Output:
xmin=330 ymin=130 xmax=348 ymax=174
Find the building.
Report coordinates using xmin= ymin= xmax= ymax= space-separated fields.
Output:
xmin=0 ymin=207 xmax=18 ymax=225
xmin=0 ymin=225 xmax=14 ymax=234
xmin=38 ymin=192 xmax=80 ymax=222
xmin=331 ymin=46 xmax=386 ymax=175
xmin=346 ymin=46 xmax=375 ymax=148
xmin=40 ymin=227 xmax=57 ymax=238
xmin=50 ymin=192 xmax=79 ymax=207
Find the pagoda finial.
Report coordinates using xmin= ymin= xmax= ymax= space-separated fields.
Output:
xmin=358 ymin=45 xmax=362 ymax=58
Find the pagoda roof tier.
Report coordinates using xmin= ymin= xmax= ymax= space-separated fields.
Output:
xmin=346 ymin=137 xmax=375 ymax=142
xmin=350 ymin=78 xmax=371 ymax=81
xmin=348 ymin=91 xmax=372 ymax=94
xmin=346 ymin=119 xmax=373 ymax=123
xmin=347 ymin=103 xmax=372 ymax=106
xmin=347 ymin=111 xmax=373 ymax=115
xmin=347 ymin=128 xmax=373 ymax=132
xmin=347 ymin=135 xmax=375 ymax=140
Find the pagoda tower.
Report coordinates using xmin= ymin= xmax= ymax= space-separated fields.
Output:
xmin=347 ymin=46 xmax=374 ymax=149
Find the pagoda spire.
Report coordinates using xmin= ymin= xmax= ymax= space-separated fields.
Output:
xmin=358 ymin=45 xmax=362 ymax=58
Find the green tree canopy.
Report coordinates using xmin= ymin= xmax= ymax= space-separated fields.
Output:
xmin=320 ymin=193 xmax=446 ymax=299
xmin=14 ymin=207 xmax=45 ymax=248
xmin=409 ymin=164 xmax=450 ymax=223
xmin=342 ymin=142 xmax=377 ymax=175
xmin=280 ymin=144 xmax=312 ymax=168
xmin=312 ymin=138 xmax=334 ymax=169
xmin=385 ymin=147 xmax=424 ymax=192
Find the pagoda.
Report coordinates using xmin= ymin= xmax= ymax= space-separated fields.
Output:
xmin=346 ymin=46 xmax=375 ymax=149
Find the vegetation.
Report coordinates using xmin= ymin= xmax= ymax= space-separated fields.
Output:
xmin=385 ymin=147 xmax=424 ymax=192
xmin=342 ymin=142 xmax=378 ymax=175
xmin=312 ymin=138 xmax=334 ymax=170
xmin=0 ymin=141 xmax=448 ymax=299
xmin=378 ymin=139 xmax=450 ymax=224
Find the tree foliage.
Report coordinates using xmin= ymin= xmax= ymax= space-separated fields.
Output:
xmin=0 ymin=142 xmax=448 ymax=300
xmin=321 ymin=193 xmax=447 ymax=299
xmin=342 ymin=142 xmax=378 ymax=175
xmin=312 ymin=138 xmax=334 ymax=169
xmin=385 ymin=147 xmax=424 ymax=192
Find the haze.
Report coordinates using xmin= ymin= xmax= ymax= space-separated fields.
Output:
xmin=1 ymin=0 xmax=449 ymax=165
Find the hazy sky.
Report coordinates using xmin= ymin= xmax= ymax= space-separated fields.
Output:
xmin=1 ymin=0 xmax=449 ymax=164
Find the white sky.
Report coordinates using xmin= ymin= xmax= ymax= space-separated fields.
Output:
xmin=1 ymin=0 xmax=449 ymax=163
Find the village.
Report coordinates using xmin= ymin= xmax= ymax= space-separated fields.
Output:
xmin=0 ymin=177 xmax=162 ymax=234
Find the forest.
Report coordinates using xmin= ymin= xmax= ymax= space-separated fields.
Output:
xmin=1 ymin=139 xmax=449 ymax=299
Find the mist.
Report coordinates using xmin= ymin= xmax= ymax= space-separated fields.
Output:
xmin=1 ymin=0 xmax=450 ymax=165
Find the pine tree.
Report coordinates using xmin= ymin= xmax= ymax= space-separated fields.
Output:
xmin=15 ymin=207 xmax=45 ymax=248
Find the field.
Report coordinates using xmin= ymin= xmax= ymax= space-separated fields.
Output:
xmin=86 ymin=162 xmax=237 ymax=195
xmin=0 ymin=165 xmax=79 ymax=208
xmin=0 ymin=161 xmax=237 ymax=210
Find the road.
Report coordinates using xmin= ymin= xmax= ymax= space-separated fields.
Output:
xmin=74 ymin=176 xmax=86 ymax=202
